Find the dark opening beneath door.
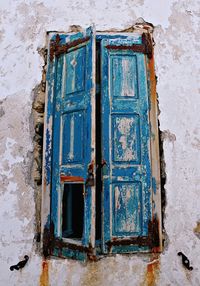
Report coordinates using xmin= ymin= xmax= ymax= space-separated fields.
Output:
xmin=62 ymin=183 xmax=84 ymax=239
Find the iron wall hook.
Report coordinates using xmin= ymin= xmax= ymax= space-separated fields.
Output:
xmin=10 ymin=255 xmax=29 ymax=271
xmin=178 ymin=252 xmax=193 ymax=271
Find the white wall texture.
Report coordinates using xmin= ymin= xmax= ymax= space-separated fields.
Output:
xmin=1 ymin=0 xmax=200 ymax=285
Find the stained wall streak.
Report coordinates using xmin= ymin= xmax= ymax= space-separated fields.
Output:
xmin=143 ymin=256 xmax=160 ymax=286
xmin=32 ymin=48 xmax=47 ymax=250
xmin=40 ymin=260 xmax=49 ymax=286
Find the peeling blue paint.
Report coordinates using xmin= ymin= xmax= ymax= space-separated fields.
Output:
xmin=101 ymin=37 xmax=152 ymax=253
xmin=49 ymin=27 xmax=95 ymax=260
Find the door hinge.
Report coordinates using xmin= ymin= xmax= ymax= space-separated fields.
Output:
xmin=106 ymin=32 xmax=153 ymax=59
xmin=50 ymin=34 xmax=90 ymax=61
xmin=142 ymin=32 xmax=153 ymax=59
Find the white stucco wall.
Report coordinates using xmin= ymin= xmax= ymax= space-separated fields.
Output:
xmin=1 ymin=1 xmax=200 ymax=285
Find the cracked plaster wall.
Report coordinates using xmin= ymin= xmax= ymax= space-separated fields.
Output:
xmin=0 ymin=0 xmax=200 ymax=285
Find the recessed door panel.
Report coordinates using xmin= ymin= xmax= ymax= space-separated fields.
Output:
xmin=65 ymin=47 xmax=86 ymax=95
xmin=62 ymin=111 xmax=84 ymax=164
xmin=112 ymin=182 xmax=142 ymax=236
xmin=112 ymin=114 xmax=141 ymax=164
xmin=111 ymin=55 xmax=138 ymax=99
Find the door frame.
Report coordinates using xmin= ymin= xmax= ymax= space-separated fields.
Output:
xmin=41 ymin=29 xmax=162 ymax=258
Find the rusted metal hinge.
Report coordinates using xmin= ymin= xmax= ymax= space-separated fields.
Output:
xmin=106 ymin=32 xmax=153 ymax=59
xmin=106 ymin=217 xmax=160 ymax=251
xmin=148 ymin=216 xmax=160 ymax=249
xmin=106 ymin=236 xmax=150 ymax=249
xmin=43 ymin=221 xmax=55 ymax=257
xmin=50 ymin=34 xmax=60 ymax=61
xmin=43 ymin=220 xmax=96 ymax=260
xmin=50 ymin=34 xmax=90 ymax=61
xmin=52 ymin=237 xmax=97 ymax=261
xmin=142 ymin=33 xmax=153 ymax=59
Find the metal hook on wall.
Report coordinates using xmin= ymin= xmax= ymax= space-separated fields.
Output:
xmin=10 ymin=255 xmax=29 ymax=271
xmin=177 ymin=252 xmax=193 ymax=271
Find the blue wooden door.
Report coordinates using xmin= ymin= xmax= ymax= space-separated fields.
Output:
xmin=51 ymin=27 xmax=96 ymax=259
xmin=101 ymin=37 xmax=152 ymax=253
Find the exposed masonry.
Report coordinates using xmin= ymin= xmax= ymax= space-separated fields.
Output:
xmin=159 ymin=128 xmax=178 ymax=248
xmin=159 ymin=130 xmax=167 ymax=248
xmin=32 ymin=48 xmax=47 ymax=248
xmin=193 ymin=221 xmax=200 ymax=239
xmin=32 ymin=24 xmax=167 ymax=257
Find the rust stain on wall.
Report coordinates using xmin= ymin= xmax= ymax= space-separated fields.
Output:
xmin=142 ymin=255 xmax=160 ymax=286
xmin=40 ymin=260 xmax=49 ymax=286
xmin=194 ymin=221 xmax=200 ymax=239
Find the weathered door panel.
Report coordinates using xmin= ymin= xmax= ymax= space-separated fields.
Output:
xmin=101 ymin=38 xmax=152 ymax=253
xmin=51 ymin=27 xmax=96 ymax=260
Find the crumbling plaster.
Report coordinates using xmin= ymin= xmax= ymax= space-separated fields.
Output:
xmin=0 ymin=0 xmax=200 ymax=285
